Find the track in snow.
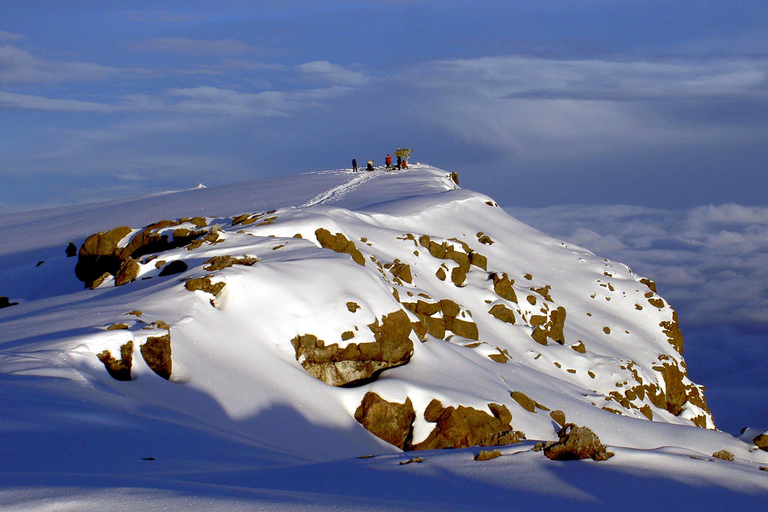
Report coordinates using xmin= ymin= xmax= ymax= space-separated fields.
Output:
xmin=301 ymin=168 xmax=385 ymax=208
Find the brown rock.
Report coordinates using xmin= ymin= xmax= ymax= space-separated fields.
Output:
xmin=141 ymin=332 xmax=172 ymax=380
xmin=203 ymin=254 xmax=258 ymax=271
xmin=489 ymin=304 xmax=516 ymax=324
xmin=292 ymin=310 xmax=414 ymax=386
xmin=412 ymin=401 xmax=522 ymax=451
xmin=753 ymin=432 xmax=768 ymax=451
xmin=660 ymin=310 xmax=684 ymax=354
xmin=75 ymin=226 xmax=132 ymax=287
xmin=114 ymin=257 xmax=140 ymax=286
xmin=468 ymin=251 xmax=488 ymax=270
xmin=474 ymin=450 xmax=502 ymax=461
xmin=354 ymin=392 xmax=415 ymax=450
xmin=444 ymin=317 xmax=479 ymax=340
xmin=712 ymin=450 xmax=734 ymax=461
xmin=315 ymin=228 xmax=365 ymax=266
xmin=550 ymin=410 xmax=566 ymax=427
xmin=389 ymin=262 xmax=413 ymax=284
xmin=543 ymin=423 xmax=614 ymax=461
xmin=451 ymin=266 xmax=466 ymax=287
xmin=97 ymin=341 xmax=133 ymax=381
xmin=491 ymin=273 xmax=517 ymax=303
xmin=511 ymin=391 xmax=537 ymax=413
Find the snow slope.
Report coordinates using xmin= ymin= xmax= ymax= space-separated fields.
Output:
xmin=0 ymin=165 xmax=766 ymax=510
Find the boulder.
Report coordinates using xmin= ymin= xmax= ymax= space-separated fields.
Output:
xmin=97 ymin=341 xmax=133 ymax=381
xmin=158 ymin=260 xmax=188 ymax=276
xmin=315 ymin=228 xmax=365 ymax=266
xmin=140 ymin=332 xmax=172 ymax=380
xmin=411 ymin=399 xmax=523 ymax=450
xmin=0 ymin=296 xmax=18 ymax=309
xmin=114 ymin=257 xmax=140 ymax=286
xmin=753 ymin=430 xmax=768 ymax=451
xmin=542 ymin=423 xmax=614 ymax=461
xmin=292 ymin=310 xmax=414 ymax=386
xmin=354 ymin=392 xmax=415 ymax=450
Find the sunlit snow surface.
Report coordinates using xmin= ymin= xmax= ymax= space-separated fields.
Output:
xmin=0 ymin=165 xmax=766 ymax=511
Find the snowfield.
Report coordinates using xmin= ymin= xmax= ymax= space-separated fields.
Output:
xmin=0 ymin=165 xmax=766 ymax=511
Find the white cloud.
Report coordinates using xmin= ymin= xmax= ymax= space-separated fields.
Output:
xmin=0 ymin=45 xmax=119 ymax=83
xmin=297 ymin=60 xmax=369 ymax=86
xmin=163 ymin=85 xmax=351 ymax=117
xmin=0 ymin=91 xmax=115 ymax=112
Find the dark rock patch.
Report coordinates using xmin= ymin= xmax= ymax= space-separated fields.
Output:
xmin=489 ymin=304 xmax=516 ymax=324
xmin=158 ymin=260 xmax=188 ymax=276
xmin=550 ymin=410 xmax=566 ymax=427
xmin=0 ymin=296 xmax=19 ymax=309
xmin=660 ymin=310 xmax=684 ymax=354
xmin=474 ymin=450 xmax=502 ymax=461
xmin=490 ymin=273 xmax=517 ymax=303
xmin=541 ymin=423 xmax=614 ymax=461
xmin=411 ymin=399 xmax=523 ymax=450
xmin=315 ymin=228 xmax=365 ymax=266
xmin=114 ymin=257 xmax=140 ymax=286
xmin=203 ymin=254 xmax=258 ymax=271
xmin=712 ymin=450 xmax=734 ymax=461
xmin=753 ymin=431 xmax=768 ymax=451
xmin=354 ymin=392 xmax=415 ymax=450
xmin=292 ymin=310 xmax=414 ymax=386
xmin=97 ymin=341 xmax=133 ymax=381
xmin=141 ymin=332 xmax=172 ymax=380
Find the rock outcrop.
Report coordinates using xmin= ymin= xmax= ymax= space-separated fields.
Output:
xmin=75 ymin=220 xmax=209 ymax=288
xmin=754 ymin=430 xmax=768 ymax=452
xmin=354 ymin=392 xmax=415 ymax=450
xmin=97 ymin=341 xmax=133 ymax=381
xmin=292 ymin=310 xmax=414 ymax=386
xmin=140 ymin=332 xmax=172 ymax=380
xmin=540 ymin=423 xmax=614 ymax=461
xmin=411 ymin=399 xmax=524 ymax=450
xmin=0 ymin=296 xmax=18 ymax=309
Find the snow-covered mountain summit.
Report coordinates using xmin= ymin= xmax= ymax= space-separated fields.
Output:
xmin=0 ymin=165 xmax=766 ymax=510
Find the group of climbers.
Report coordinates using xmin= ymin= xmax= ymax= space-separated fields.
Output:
xmin=351 ymin=149 xmax=410 ymax=173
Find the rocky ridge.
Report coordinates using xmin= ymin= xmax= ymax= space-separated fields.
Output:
xmin=49 ymin=165 xmax=718 ymax=455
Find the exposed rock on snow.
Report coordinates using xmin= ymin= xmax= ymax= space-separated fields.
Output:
xmin=97 ymin=341 xmax=133 ymax=381
xmin=0 ymin=295 xmax=18 ymax=309
xmin=411 ymin=399 xmax=524 ymax=450
xmin=140 ymin=331 xmax=172 ymax=380
xmin=540 ymin=423 xmax=614 ymax=461
xmin=354 ymin=392 xmax=415 ymax=450
xmin=292 ymin=310 xmax=414 ymax=386
xmin=315 ymin=228 xmax=365 ymax=266
xmin=754 ymin=430 xmax=768 ymax=451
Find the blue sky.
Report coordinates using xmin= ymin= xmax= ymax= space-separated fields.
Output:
xmin=1 ymin=1 xmax=768 ymax=213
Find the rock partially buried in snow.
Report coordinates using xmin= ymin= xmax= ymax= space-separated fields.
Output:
xmin=291 ymin=310 xmax=414 ymax=386
xmin=754 ymin=430 xmax=768 ymax=451
xmin=354 ymin=392 xmax=415 ymax=450
xmin=540 ymin=423 xmax=614 ymax=461
xmin=411 ymin=399 xmax=524 ymax=450
xmin=97 ymin=341 xmax=133 ymax=381
xmin=140 ymin=331 xmax=172 ymax=380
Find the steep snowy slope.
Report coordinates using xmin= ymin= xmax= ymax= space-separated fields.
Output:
xmin=0 ymin=165 xmax=766 ymax=510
